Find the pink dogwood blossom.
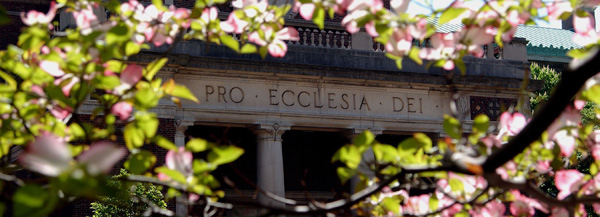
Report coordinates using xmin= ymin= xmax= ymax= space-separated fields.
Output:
xmin=547 ymin=108 xmax=580 ymax=156
xmin=587 ymin=130 xmax=600 ymax=160
xmin=121 ymin=64 xmax=143 ymax=86
xmin=20 ymin=132 xmax=125 ymax=176
xmin=403 ymin=194 xmax=430 ymax=215
xmin=555 ymin=170 xmax=585 ymax=200
xmin=73 ymin=2 xmax=98 ymax=35
xmin=221 ymin=13 xmax=248 ymax=34
xmin=77 ymin=142 xmax=127 ymax=175
xmin=573 ymin=12 xmax=599 ymax=46
xmin=547 ymin=1 xmax=573 ymax=21
xmin=510 ymin=190 xmax=548 ymax=216
xmin=294 ymin=2 xmax=316 ymax=20
xmin=39 ymin=60 xmax=65 ymax=77
xmin=20 ymin=1 xmax=58 ymax=27
xmin=470 ymin=200 xmax=505 ymax=217
xmin=19 ymin=132 xmax=71 ymax=176
xmin=159 ymin=147 xmax=193 ymax=181
xmin=390 ymin=0 xmax=409 ymax=14
xmin=111 ymin=102 xmax=133 ymax=121
xmin=249 ymin=26 xmax=299 ymax=57
xmin=385 ymin=28 xmax=413 ymax=57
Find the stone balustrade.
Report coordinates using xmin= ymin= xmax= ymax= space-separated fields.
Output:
xmin=288 ymin=27 xmax=352 ymax=49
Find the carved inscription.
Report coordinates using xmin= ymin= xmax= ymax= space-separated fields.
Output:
xmin=202 ymin=85 xmax=425 ymax=113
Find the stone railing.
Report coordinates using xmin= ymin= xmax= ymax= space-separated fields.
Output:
xmin=288 ymin=27 xmax=352 ymax=49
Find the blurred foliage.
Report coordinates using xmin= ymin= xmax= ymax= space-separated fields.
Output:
xmin=530 ymin=62 xmax=597 ymax=125
xmin=91 ymin=169 xmax=167 ymax=217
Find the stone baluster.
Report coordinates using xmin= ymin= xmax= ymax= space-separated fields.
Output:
xmin=318 ymin=29 xmax=323 ymax=46
xmin=297 ymin=27 xmax=304 ymax=45
xmin=311 ymin=29 xmax=317 ymax=46
xmin=333 ymin=31 xmax=340 ymax=48
xmin=326 ymin=30 xmax=332 ymax=48
xmin=341 ymin=32 xmax=349 ymax=49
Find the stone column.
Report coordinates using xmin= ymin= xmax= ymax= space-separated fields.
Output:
xmin=174 ymin=117 xmax=191 ymax=217
xmin=252 ymin=123 xmax=290 ymax=208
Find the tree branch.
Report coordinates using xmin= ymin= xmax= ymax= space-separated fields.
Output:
xmin=226 ymin=165 xmax=453 ymax=216
xmin=482 ymin=48 xmax=600 ymax=172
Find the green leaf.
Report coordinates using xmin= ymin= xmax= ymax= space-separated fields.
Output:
xmin=373 ymin=143 xmax=399 ymax=163
xmin=154 ymin=136 xmax=177 ymax=150
xmin=259 ymin=45 xmax=268 ymax=59
xmin=14 ymin=184 xmax=54 ymax=217
xmin=592 ymin=162 xmax=599 ymax=176
xmin=187 ymin=138 xmax=208 ymax=152
xmin=207 ymin=145 xmax=244 ymax=165
xmin=135 ymin=88 xmax=160 ymax=109
xmin=125 ymin=41 xmax=141 ymax=56
xmin=136 ymin=112 xmax=159 ymax=139
xmin=567 ymin=48 xmax=589 ymax=59
xmin=220 ymin=35 xmax=239 ymax=52
xmin=0 ymin=70 xmax=17 ymax=90
xmin=144 ymin=57 xmax=168 ymax=81
xmin=429 ymin=193 xmax=439 ymax=211
xmin=162 ymin=79 xmax=199 ymax=103
xmin=336 ymin=167 xmax=356 ymax=184
xmin=68 ymin=123 xmax=86 ymax=140
xmin=397 ymin=138 xmax=419 ymax=156
xmin=439 ymin=7 xmax=467 ymax=25
xmin=353 ymin=131 xmax=375 ymax=147
xmin=106 ymin=23 xmax=130 ymax=45
xmin=448 ymin=178 xmax=464 ymax=192
xmin=152 ymin=0 xmax=164 ymax=10
xmin=413 ymin=133 xmax=432 ymax=152
xmin=443 ymin=115 xmax=462 ymax=139
xmin=193 ymin=159 xmax=216 ymax=173
xmin=395 ymin=59 xmax=403 ymax=70
xmin=124 ymin=123 xmax=144 ymax=150
xmin=240 ymin=43 xmax=257 ymax=54
xmin=408 ymin=47 xmax=422 ymax=65
xmin=455 ymin=59 xmax=466 ymax=75
xmin=93 ymin=75 xmax=121 ymax=90
xmin=381 ymin=197 xmax=401 ymax=214
xmin=332 ymin=145 xmax=361 ymax=169
xmin=582 ymin=85 xmax=600 ymax=104
xmin=473 ymin=114 xmax=490 ymax=134
xmin=125 ymin=150 xmax=157 ymax=174
xmin=312 ymin=7 xmax=325 ymax=29
xmin=155 ymin=166 xmax=187 ymax=183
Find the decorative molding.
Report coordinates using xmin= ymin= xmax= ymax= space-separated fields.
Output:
xmin=457 ymin=95 xmax=470 ymax=119
xmin=470 ymin=96 xmax=517 ymax=121
xmin=526 ymin=44 xmax=570 ymax=57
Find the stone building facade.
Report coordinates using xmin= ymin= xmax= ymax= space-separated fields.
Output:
xmin=0 ymin=0 xmax=544 ymax=216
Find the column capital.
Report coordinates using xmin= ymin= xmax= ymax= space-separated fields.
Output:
xmin=174 ymin=117 xmax=193 ymax=136
xmin=174 ymin=117 xmax=193 ymax=147
xmin=342 ymin=128 xmax=383 ymax=141
xmin=251 ymin=123 xmax=290 ymax=141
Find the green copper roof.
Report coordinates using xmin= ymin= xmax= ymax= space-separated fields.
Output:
xmin=514 ymin=25 xmax=580 ymax=50
xmin=428 ymin=18 xmax=580 ymax=50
